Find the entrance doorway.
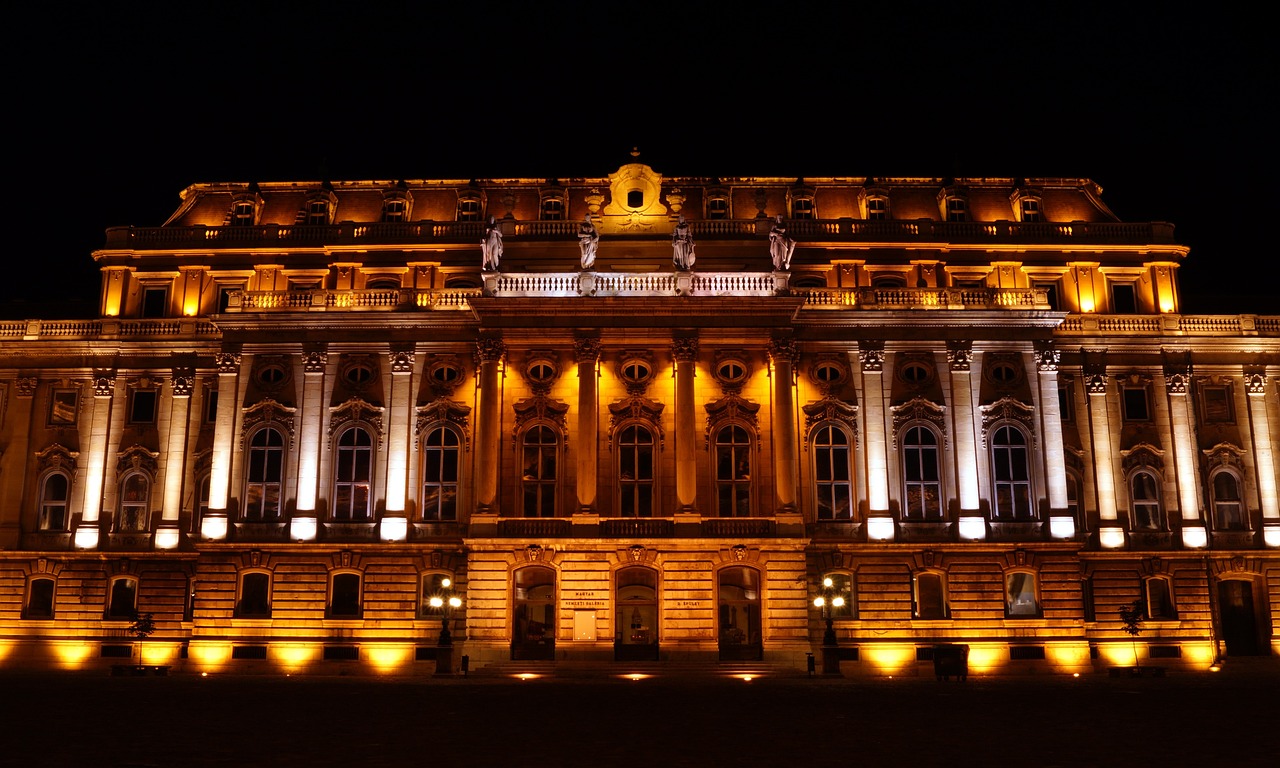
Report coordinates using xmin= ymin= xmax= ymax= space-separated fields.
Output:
xmin=1219 ymin=579 xmax=1266 ymax=656
xmin=718 ymin=566 xmax=762 ymax=661
xmin=513 ymin=566 xmax=556 ymax=660
xmin=615 ymin=567 xmax=659 ymax=661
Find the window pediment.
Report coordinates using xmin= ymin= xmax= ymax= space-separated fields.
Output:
xmin=116 ymin=444 xmax=160 ymax=476
xmin=1120 ymin=442 xmax=1165 ymax=474
xmin=803 ymin=398 xmax=859 ymax=446
xmin=704 ymin=394 xmax=760 ymax=445
xmin=980 ymin=397 xmax=1036 ymax=448
xmin=35 ymin=443 xmax=78 ymax=473
xmin=329 ymin=397 xmax=385 ymax=440
xmin=416 ymin=399 xmax=471 ymax=443
xmin=241 ymin=398 xmax=297 ymax=447
xmin=609 ymin=397 xmax=666 ymax=448
xmin=891 ymin=397 xmax=947 ymax=448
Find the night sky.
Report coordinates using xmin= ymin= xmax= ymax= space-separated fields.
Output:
xmin=7 ymin=3 xmax=1272 ymax=316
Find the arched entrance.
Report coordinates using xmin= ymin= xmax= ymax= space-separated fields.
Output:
xmin=718 ymin=566 xmax=762 ymax=661
xmin=615 ymin=566 xmax=659 ymax=661
xmin=1219 ymin=579 xmax=1268 ymax=656
xmin=512 ymin=566 xmax=556 ymax=660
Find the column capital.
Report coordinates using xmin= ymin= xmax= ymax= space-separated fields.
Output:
xmin=946 ymin=341 xmax=973 ymax=372
xmin=768 ymin=336 xmax=799 ymax=366
xmin=671 ymin=335 xmax=699 ymax=362
xmin=389 ymin=349 xmax=416 ymax=374
xmin=171 ymin=368 xmax=195 ymax=398
xmin=1033 ymin=340 xmax=1059 ymax=372
xmin=92 ymin=370 xmax=116 ymax=398
xmin=1246 ymin=372 xmax=1270 ymax=395
xmin=475 ymin=337 xmax=506 ymax=363
xmin=303 ymin=350 xmax=328 ymax=374
xmin=858 ymin=340 xmax=885 ymax=373
xmin=573 ymin=335 xmax=602 ymax=363
xmin=215 ymin=352 xmax=242 ymax=374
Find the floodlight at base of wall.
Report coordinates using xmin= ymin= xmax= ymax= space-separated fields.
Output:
xmin=1099 ymin=527 xmax=1125 ymax=549
xmin=379 ymin=517 xmax=408 ymax=542
xmin=958 ymin=516 xmax=986 ymax=540
xmin=290 ymin=516 xmax=317 ymax=541
xmin=1049 ymin=516 xmax=1076 ymax=539
xmin=1181 ymin=526 xmax=1208 ymax=548
xmin=866 ymin=517 xmax=895 ymax=541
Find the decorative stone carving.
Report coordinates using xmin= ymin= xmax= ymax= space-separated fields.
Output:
xmin=15 ymin=377 xmax=37 ymax=398
xmin=426 ymin=356 xmax=465 ymax=398
xmin=608 ymin=397 xmax=666 ymax=448
xmin=524 ymin=544 xmax=544 ymax=562
xmin=92 ymin=371 xmax=116 ymax=398
xmin=215 ymin=352 xmax=242 ymax=375
xmin=859 ymin=341 xmax=885 ymax=373
xmin=704 ymin=394 xmax=761 ymax=445
xmin=415 ymin=399 xmax=472 ymax=448
xmin=671 ymin=335 xmax=699 ymax=362
xmin=116 ymin=444 xmax=160 ymax=476
xmin=1120 ymin=442 xmax=1165 ymax=474
xmin=389 ymin=349 xmax=415 ymax=375
xmin=809 ymin=354 xmax=851 ymax=395
xmin=512 ymin=396 xmax=570 ymax=438
xmin=239 ymin=398 xmax=297 ymax=447
xmin=1086 ymin=375 xmax=1108 ymax=395
xmin=615 ymin=350 xmax=656 ymax=396
xmin=475 ymin=337 xmax=506 ymax=364
xmin=946 ymin=341 xmax=973 ymax=372
xmin=171 ymin=368 xmax=195 ymax=398
xmin=980 ymin=397 xmax=1037 ymax=448
xmin=1034 ymin=341 xmax=1060 ymax=373
xmin=329 ymin=397 xmax=386 ymax=439
xmin=573 ymin=335 xmax=602 ymax=363
xmin=627 ymin=544 xmax=646 ymax=562
xmin=35 ymin=443 xmax=78 ymax=473
xmin=802 ymin=398 xmax=859 ymax=447
xmin=730 ymin=544 xmax=748 ymax=561
xmin=1165 ymin=372 xmax=1189 ymax=395
xmin=768 ymin=337 xmax=799 ymax=367
xmin=890 ymin=396 xmax=948 ymax=448
xmin=1245 ymin=372 xmax=1268 ymax=395
xmin=520 ymin=351 xmax=561 ymax=397
xmin=1202 ymin=442 xmax=1245 ymax=472
xmin=303 ymin=350 xmax=329 ymax=374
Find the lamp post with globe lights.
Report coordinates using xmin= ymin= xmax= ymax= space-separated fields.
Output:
xmin=428 ymin=578 xmax=463 ymax=674
xmin=813 ymin=576 xmax=845 ymax=674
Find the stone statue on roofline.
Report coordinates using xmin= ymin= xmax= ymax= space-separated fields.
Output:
xmin=578 ymin=214 xmax=600 ymax=269
xmin=481 ymin=216 xmax=503 ymax=271
xmin=672 ymin=215 xmax=695 ymax=270
xmin=769 ymin=214 xmax=796 ymax=271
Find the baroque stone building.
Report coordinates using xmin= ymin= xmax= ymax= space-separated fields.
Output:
xmin=1 ymin=159 xmax=1276 ymax=675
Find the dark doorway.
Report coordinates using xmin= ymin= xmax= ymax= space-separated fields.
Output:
xmin=1219 ymin=580 xmax=1266 ymax=656
xmin=718 ymin=566 xmax=762 ymax=661
xmin=615 ymin=567 xmax=659 ymax=661
xmin=512 ymin=566 xmax=556 ymax=660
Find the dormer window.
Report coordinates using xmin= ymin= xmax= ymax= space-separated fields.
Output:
xmin=944 ymin=196 xmax=967 ymax=222
xmin=382 ymin=197 xmax=408 ymax=222
xmin=791 ymin=196 xmax=815 ymax=220
xmin=1019 ymin=197 xmax=1042 ymax=222
xmin=541 ymin=197 xmax=565 ymax=221
xmin=866 ymin=196 xmax=888 ymax=220
xmin=306 ymin=199 xmax=330 ymax=225
xmin=230 ymin=200 xmax=256 ymax=227
xmin=457 ymin=194 xmax=483 ymax=222
xmin=706 ymin=192 xmax=729 ymax=220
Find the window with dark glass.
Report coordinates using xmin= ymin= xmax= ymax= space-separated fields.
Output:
xmin=231 ymin=200 xmax=256 ymax=226
xmin=991 ymin=426 xmax=1032 ymax=519
xmin=333 ymin=427 xmax=373 ymax=520
xmin=1005 ymin=572 xmax=1039 ymax=617
xmin=141 ymin=287 xmax=168 ymax=318
xmin=244 ymin=428 xmax=284 ymax=520
xmin=541 ymin=198 xmax=564 ymax=220
xmin=1211 ymin=471 xmax=1245 ymax=530
xmin=914 ymin=572 xmax=948 ymax=619
xmin=616 ymin=567 xmax=658 ymax=648
xmin=205 ymin=389 xmax=219 ymax=423
xmin=24 ymin=577 xmax=55 ymax=619
xmin=866 ymin=196 xmax=888 ymax=220
xmin=1058 ymin=380 xmax=1073 ymax=421
xmin=118 ymin=472 xmax=150 ymax=532
xmin=945 ymin=197 xmax=967 ymax=222
xmin=1130 ymin=470 xmax=1162 ymax=530
xmin=618 ymin=425 xmax=655 ymax=517
xmin=1121 ymin=387 xmax=1150 ymax=421
xmin=328 ymin=573 xmax=362 ymax=618
xmin=1200 ymin=385 xmax=1234 ymax=424
xmin=813 ymin=425 xmax=853 ymax=520
xmin=129 ymin=389 xmax=157 ymax=424
xmin=107 ymin=577 xmax=138 ymax=619
xmin=1111 ymin=282 xmax=1138 ymax=314
xmin=421 ymin=426 xmax=460 ymax=521
xmin=306 ymin=199 xmax=329 ymax=225
xmin=521 ymin=425 xmax=558 ymax=517
xmin=1145 ymin=577 xmax=1177 ymax=620
xmin=1019 ymin=198 xmax=1042 ymax=222
xmin=382 ymin=198 xmax=407 ymax=222
xmin=38 ymin=472 xmax=70 ymax=531
xmin=237 ymin=572 xmax=271 ymax=617
xmin=714 ymin=425 xmax=752 ymax=517
xmin=457 ymin=198 xmax=482 ymax=221
xmin=792 ymin=197 xmax=814 ymax=219
xmin=1065 ymin=471 xmax=1081 ymax=522
xmin=626 ymin=189 xmax=643 ymax=208
xmin=1035 ymin=279 xmax=1060 ymax=310
xmin=706 ymin=196 xmax=729 ymax=219
xmin=903 ymin=426 xmax=942 ymax=519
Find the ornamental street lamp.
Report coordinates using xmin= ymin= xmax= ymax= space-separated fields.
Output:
xmin=813 ymin=576 xmax=845 ymax=675
xmin=428 ymin=578 xmax=464 ymax=647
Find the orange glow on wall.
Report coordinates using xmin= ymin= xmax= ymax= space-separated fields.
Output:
xmin=363 ymin=644 xmax=414 ymax=674
xmin=863 ymin=644 xmax=916 ymax=675
xmin=51 ymin=642 xmax=95 ymax=669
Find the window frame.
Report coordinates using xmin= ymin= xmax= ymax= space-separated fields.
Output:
xmin=1004 ymin=570 xmax=1041 ymax=618
xmin=332 ymin=425 xmax=375 ymax=521
xmin=1121 ymin=385 xmax=1151 ymax=422
xmin=901 ymin=424 xmax=944 ymax=520
xmin=117 ymin=469 xmax=152 ymax=532
xmin=24 ymin=576 xmax=56 ymax=620
xmin=128 ymin=388 xmax=158 ymax=425
xmin=1144 ymin=576 xmax=1178 ymax=620
xmin=243 ymin=426 xmax=286 ymax=521
xmin=913 ymin=571 xmax=949 ymax=620
xmin=812 ymin=423 xmax=855 ymax=521
xmin=1129 ymin=468 xmax=1164 ymax=530
xmin=990 ymin=424 xmax=1034 ymax=520
xmin=420 ymin=424 xmax=462 ymax=522
xmin=865 ymin=195 xmax=889 ymax=220
xmin=712 ymin=423 xmax=755 ymax=517
xmin=327 ymin=572 xmax=363 ymax=619
xmin=616 ymin=422 xmax=657 ymax=518
xmin=1198 ymin=383 xmax=1235 ymax=424
xmin=105 ymin=576 xmax=139 ymax=620
xmin=520 ymin=423 xmax=561 ymax=518
xmin=236 ymin=571 xmax=272 ymax=618
xmin=1209 ymin=469 xmax=1246 ymax=531
xmin=38 ymin=470 xmax=72 ymax=531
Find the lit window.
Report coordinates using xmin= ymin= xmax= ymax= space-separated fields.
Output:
xmin=945 ymin=197 xmax=967 ymax=222
xmin=902 ymin=426 xmax=942 ymax=520
xmin=1130 ymin=470 xmax=1163 ymax=530
xmin=616 ymin=567 xmax=658 ymax=652
xmin=813 ymin=425 xmax=853 ymax=521
xmin=237 ymin=572 xmax=272 ymax=618
xmin=521 ymin=425 xmax=558 ymax=518
xmin=991 ymin=426 xmax=1033 ymax=519
xmin=106 ymin=577 xmax=138 ymax=620
xmin=714 ymin=425 xmax=753 ymax=517
xmin=914 ymin=572 xmax=948 ymax=619
xmin=1145 ymin=577 xmax=1178 ymax=620
xmin=541 ymin=197 xmax=564 ymax=221
xmin=618 ymin=425 xmax=656 ymax=518
xmin=1005 ymin=572 xmax=1040 ymax=617
xmin=1210 ymin=471 xmax=1245 ymax=530
xmin=38 ymin=472 xmax=71 ymax=531
xmin=1121 ymin=386 xmax=1150 ymax=421
xmin=118 ymin=472 xmax=151 ymax=532
xmin=333 ymin=427 xmax=374 ymax=521
xmin=421 ymin=426 xmax=461 ymax=521
xmin=328 ymin=573 xmax=362 ymax=618
xmin=866 ymin=196 xmax=888 ymax=220
xmin=821 ymin=572 xmax=854 ymax=618
xmin=24 ymin=577 xmax=56 ymax=619
xmin=244 ymin=428 xmax=285 ymax=520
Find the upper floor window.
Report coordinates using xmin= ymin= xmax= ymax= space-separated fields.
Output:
xmin=244 ymin=427 xmax=285 ymax=520
xmin=381 ymin=197 xmax=408 ymax=222
xmin=1034 ymin=279 xmax=1061 ymax=311
xmin=1065 ymin=470 xmax=1082 ymax=522
xmin=865 ymin=196 xmax=889 ymax=220
xmin=1005 ymin=572 xmax=1040 ymax=617
xmin=913 ymin=571 xmax=948 ymax=619
xmin=1110 ymin=281 xmax=1138 ymax=314
xmin=714 ymin=424 xmax=753 ymax=517
xmin=1130 ymin=469 xmax=1163 ymax=530
xmin=902 ymin=426 xmax=942 ymax=520
xmin=230 ymin=200 xmax=257 ymax=227
xmin=106 ymin=576 xmax=138 ymax=620
xmin=871 ymin=274 xmax=907 ymax=289
xmin=24 ymin=577 xmax=56 ymax=619
xmin=706 ymin=195 xmax=729 ymax=220
xmin=813 ymin=424 xmax=854 ymax=521
xmin=38 ymin=471 xmax=71 ymax=531
xmin=1210 ymin=470 xmax=1245 ymax=530
xmin=944 ymin=197 xmax=968 ymax=222
xmin=1145 ymin=576 xmax=1178 ymax=620
xmin=195 ymin=472 xmax=211 ymax=529
xmin=1057 ymin=379 xmax=1073 ymax=421
xmin=129 ymin=389 xmax=157 ymax=424
xmin=328 ymin=572 xmax=362 ymax=619
xmin=457 ymin=197 xmax=483 ymax=222
xmin=421 ymin=425 xmax=461 ymax=521
xmin=140 ymin=286 xmax=169 ymax=318
xmin=791 ymin=196 xmax=815 ymax=220
xmin=117 ymin=471 xmax=151 ymax=532
xmin=1121 ymin=386 xmax=1150 ymax=422
xmin=991 ymin=426 xmax=1033 ymax=519
xmin=306 ymin=199 xmax=330 ymax=226
xmin=237 ymin=572 xmax=272 ymax=618
xmin=1199 ymin=384 xmax=1235 ymax=424
xmin=521 ymin=425 xmax=559 ymax=518
xmin=540 ymin=197 xmax=565 ymax=221
xmin=617 ymin=424 xmax=656 ymax=518
xmin=1018 ymin=197 xmax=1042 ymax=222
xmin=333 ymin=427 xmax=374 ymax=521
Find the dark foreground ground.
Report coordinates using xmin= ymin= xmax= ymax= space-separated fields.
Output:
xmin=1 ymin=666 xmax=1276 ymax=768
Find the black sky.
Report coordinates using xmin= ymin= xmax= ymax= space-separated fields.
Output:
xmin=6 ymin=2 xmax=1273 ymax=315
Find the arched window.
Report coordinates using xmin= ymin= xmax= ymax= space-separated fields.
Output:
xmin=1145 ymin=576 xmax=1178 ymax=620
xmin=617 ymin=424 xmax=656 ymax=518
xmin=616 ymin=567 xmax=658 ymax=653
xmin=38 ymin=472 xmax=71 ymax=531
xmin=328 ymin=572 xmax=362 ymax=618
xmin=244 ymin=428 xmax=285 ymax=520
xmin=106 ymin=576 xmax=138 ymax=619
xmin=1005 ymin=571 xmax=1040 ymax=617
xmin=913 ymin=571 xmax=948 ymax=619
xmin=421 ymin=426 xmax=461 ymax=521
xmin=991 ymin=426 xmax=1033 ymax=519
xmin=237 ymin=572 xmax=272 ymax=618
xmin=1130 ymin=470 xmax=1162 ymax=530
xmin=714 ymin=425 xmax=753 ymax=517
xmin=1210 ymin=471 xmax=1245 ymax=530
xmin=24 ymin=577 xmax=56 ymax=619
xmin=333 ymin=427 xmax=374 ymax=521
xmin=902 ymin=426 xmax=942 ymax=520
xmin=813 ymin=425 xmax=854 ymax=521
xmin=521 ymin=425 xmax=559 ymax=518
xmin=118 ymin=471 xmax=151 ymax=532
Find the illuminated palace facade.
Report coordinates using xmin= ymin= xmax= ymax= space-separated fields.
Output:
xmin=1 ymin=160 xmax=1277 ymax=675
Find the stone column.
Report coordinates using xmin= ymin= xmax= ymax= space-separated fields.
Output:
xmin=769 ymin=337 xmax=799 ymax=513
xmin=1163 ymin=365 xmax=1202 ymax=522
xmin=1246 ymin=373 xmax=1279 ymax=523
xmin=1085 ymin=363 xmax=1122 ymax=548
xmin=474 ymin=337 xmax=506 ymax=514
xmin=574 ymin=335 xmax=602 ymax=514
xmin=203 ymin=352 xmax=241 ymax=540
xmin=156 ymin=366 xmax=194 ymax=549
xmin=1034 ymin=343 xmax=1068 ymax=511
xmin=382 ymin=347 xmax=416 ymax=541
xmin=859 ymin=342 xmax=889 ymax=513
xmin=673 ymin=335 xmax=699 ymax=513
xmin=947 ymin=342 xmax=980 ymax=512
xmin=294 ymin=350 xmax=328 ymax=514
xmin=76 ymin=371 xmax=116 ymax=549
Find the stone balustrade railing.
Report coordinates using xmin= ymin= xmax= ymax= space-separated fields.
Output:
xmin=0 ymin=319 xmax=219 ymax=340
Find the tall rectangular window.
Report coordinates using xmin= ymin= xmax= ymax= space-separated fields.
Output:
xmin=422 ymin=426 xmax=461 ymax=521
xmin=521 ymin=426 xmax=558 ymax=517
xmin=714 ymin=425 xmax=753 ymax=517
xmin=618 ymin=425 xmax=656 ymax=517
xmin=813 ymin=425 xmax=853 ymax=520
xmin=1111 ymin=282 xmax=1138 ymax=314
